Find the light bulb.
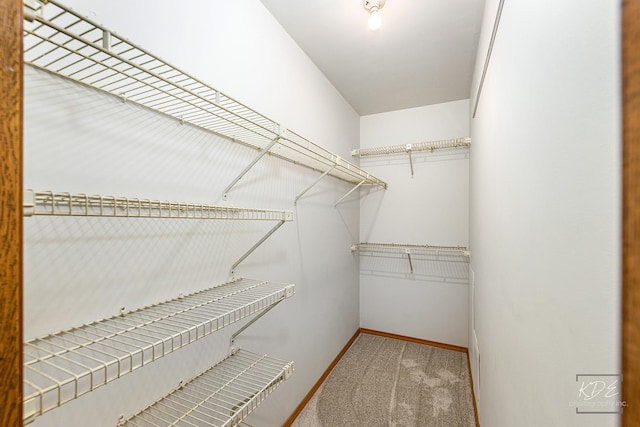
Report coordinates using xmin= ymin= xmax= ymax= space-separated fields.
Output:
xmin=368 ymin=7 xmax=381 ymax=30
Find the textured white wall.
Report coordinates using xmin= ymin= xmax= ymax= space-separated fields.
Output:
xmin=469 ymin=0 xmax=621 ymax=426
xmin=24 ymin=1 xmax=361 ymax=426
xmin=359 ymin=100 xmax=470 ymax=347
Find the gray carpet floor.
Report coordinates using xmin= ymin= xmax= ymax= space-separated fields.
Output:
xmin=291 ymin=333 xmax=476 ymax=427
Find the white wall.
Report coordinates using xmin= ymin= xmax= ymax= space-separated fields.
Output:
xmin=24 ymin=1 xmax=361 ymax=426
xmin=469 ymin=0 xmax=621 ymax=426
xmin=359 ymin=100 xmax=470 ymax=347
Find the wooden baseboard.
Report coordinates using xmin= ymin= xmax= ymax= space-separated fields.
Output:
xmin=281 ymin=329 xmax=360 ymax=427
xmin=466 ymin=351 xmax=480 ymax=427
xmin=359 ymin=328 xmax=468 ymax=353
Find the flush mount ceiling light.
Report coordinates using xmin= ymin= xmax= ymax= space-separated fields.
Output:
xmin=363 ymin=0 xmax=386 ymax=31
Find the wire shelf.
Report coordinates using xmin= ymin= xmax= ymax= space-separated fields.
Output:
xmin=23 ymin=190 xmax=293 ymax=221
xmin=351 ymin=243 xmax=470 ymax=257
xmin=352 ymin=243 xmax=469 ymax=277
xmin=120 ymin=349 xmax=293 ymax=427
xmin=23 ymin=278 xmax=295 ymax=422
xmin=351 ymin=137 xmax=471 ymax=157
xmin=23 ymin=0 xmax=386 ymax=189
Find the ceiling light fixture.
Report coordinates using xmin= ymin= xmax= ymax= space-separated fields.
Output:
xmin=364 ymin=0 xmax=386 ymax=31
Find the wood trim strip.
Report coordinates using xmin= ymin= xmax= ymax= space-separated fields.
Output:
xmin=623 ymin=0 xmax=640 ymax=425
xmin=466 ymin=350 xmax=480 ymax=427
xmin=282 ymin=329 xmax=360 ymax=427
xmin=359 ymin=328 xmax=468 ymax=353
xmin=0 ymin=0 xmax=23 ymax=426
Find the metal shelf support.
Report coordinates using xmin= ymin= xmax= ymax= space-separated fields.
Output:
xmin=223 ymin=136 xmax=281 ymax=199
xmin=405 ymin=248 xmax=414 ymax=275
xmin=294 ymin=164 xmax=336 ymax=205
xmin=407 ymin=144 xmax=414 ymax=177
xmin=229 ymin=218 xmax=290 ymax=276
xmin=231 ymin=285 xmax=294 ymax=345
xmin=334 ymin=176 xmax=368 ymax=207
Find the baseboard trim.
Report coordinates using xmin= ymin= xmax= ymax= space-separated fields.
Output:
xmin=466 ymin=351 xmax=481 ymax=427
xmin=281 ymin=328 xmax=360 ymax=427
xmin=359 ymin=328 xmax=468 ymax=353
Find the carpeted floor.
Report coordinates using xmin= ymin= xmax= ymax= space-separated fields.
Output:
xmin=291 ymin=333 xmax=476 ymax=427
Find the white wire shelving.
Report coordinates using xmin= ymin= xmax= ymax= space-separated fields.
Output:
xmin=351 ymin=137 xmax=471 ymax=176
xmin=23 ymin=190 xmax=293 ymax=276
xmin=351 ymin=243 xmax=470 ymax=275
xmin=23 ymin=278 xmax=295 ymax=423
xmin=23 ymin=0 xmax=387 ymax=203
xmin=119 ymin=348 xmax=293 ymax=427
xmin=351 ymin=242 xmax=470 ymax=255
xmin=351 ymin=137 xmax=471 ymax=158
xmin=23 ymin=190 xmax=293 ymax=221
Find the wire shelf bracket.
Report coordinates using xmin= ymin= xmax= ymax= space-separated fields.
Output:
xmin=223 ymin=135 xmax=281 ymax=200
xmin=405 ymin=248 xmax=414 ymax=275
xmin=334 ymin=176 xmax=368 ymax=207
xmin=229 ymin=219 xmax=287 ymax=277
xmin=23 ymin=0 xmax=387 ymax=197
xmin=407 ymin=144 xmax=415 ymax=177
xmin=23 ymin=278 xmax=295 ymax=424
xmin=230 ymin=299 xmax=284 ymax=346
xmin=352 ymin=137 xmax=471 ymax=177
xmin=294 ymin=164 xmax=336 ymax=205
xmin=119 ymin=349 xmax=293 ymax=427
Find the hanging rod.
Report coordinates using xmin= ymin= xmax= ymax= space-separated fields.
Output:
xmin=351 ymin=137 xmax=471 ymax=157
xmin=23 ymin=190 xmax=294 ymax=221
xmin=119 ymin=348 xmax=293 ymax=427
xmin=351 ymin=242 xmax=470 ymax=257
xmin=23 ymin=278 xmax=295 ymax=423
xmin=23 ymin=0 xmax=387 ymax=191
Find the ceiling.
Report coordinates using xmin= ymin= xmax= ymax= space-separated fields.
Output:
xmin=259 ymin=0 xmax=486 ymax=116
